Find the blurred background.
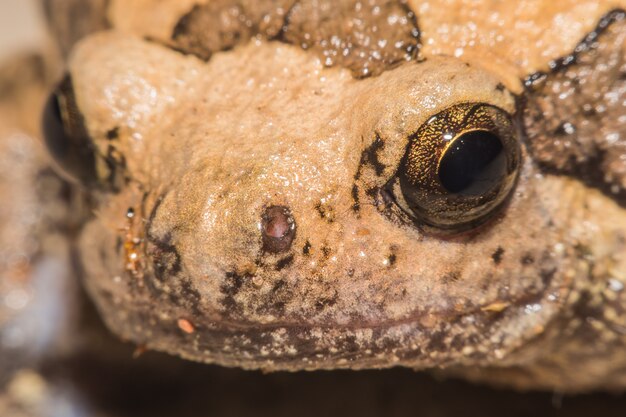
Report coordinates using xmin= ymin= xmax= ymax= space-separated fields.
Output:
xmin=0 ymin=0 xmax=46 ymax=64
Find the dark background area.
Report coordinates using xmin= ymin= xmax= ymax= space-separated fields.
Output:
xmin=45 ymin=333 xmax=626 ymax=417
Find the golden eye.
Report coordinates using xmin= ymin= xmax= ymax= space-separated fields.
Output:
xmin=393 ymin=103 xmax=520 ymax=231
xmin=42 ymin=75 xmax=98 ymax=185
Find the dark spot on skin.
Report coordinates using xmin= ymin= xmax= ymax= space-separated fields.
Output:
xmin=521 ymin=253 xmax=535 ymax=265
xmin=540 ymin=268 xmax=557 ymax=287
xmin=106 ymin=126 xmax=119 ymax=140
xmin=321 ymin=245 xmax=332 ymax=258
xmin=523 ymin=71 xmax=547 ymax=88
xmin=365 ymin=186 xmax=379 ymax=198
xmin=302 ymin=240 xmax=312 ymax=255
xmin=357 ymin=133 xmax=386 ymax=177
xmin=275 ymin=254 xmax=295 ymax=271
xmin=572 ymin=290 xmax=604 ymax=322
xmin=104 ymin=144 xmax=127 ymax=191
xmin=491 ymin=246 xmax=505 ymax=265
xmin=221 ymin=271 xmax=247 ymax=314
xmin=271 ymin=301 xmax=286 ymax=314
xmin=449 ymin=334 xmax=468 ymax=351
xmin=427 ymin=330 xmax=447 ymax=352
xmin=271 ymin=279 xmax=286 ymax=293
xmin=387 ymin=245 xmax=398 ymax=267
xmin=553 ymin=121 xmax=576 ymax=136
xmin=442 ymin=271 xmax=460 ymax=283
xmin=315 ymin=291 xmax=338 ymax=311
xmin=495 ymin=82 xmax=505 ymax=92
xmin=315 ymin=202 xmax=335 ymax=223
xmin=574 ymin=242 xmax=593 ymax=258
xmin=351 ymin=184 xmax=360 ymax=212
xmin=347 ymin=268 xmax=355 ymax=277
xmin=262 ymin=205 xmax=296 ymax=253
xmin=339 ymin=335 xmax=360 ymax=354
xmin=148 ymin=232 xmax=182 ymax=282
xmin=178 ymin=278 xmax=203 ymax=315
xmin=258 ymin=279 xmax=293 ymax=315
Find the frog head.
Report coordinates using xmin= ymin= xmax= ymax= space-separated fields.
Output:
xmin=42 ymin=1 xmax=626 ymax=389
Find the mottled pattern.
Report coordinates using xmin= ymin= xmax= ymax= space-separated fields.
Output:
xmin=171 ymin=0 xmax=296 ymax=61
xmin=524 ymin=10 xmax=626 ymax=203
xmin=171 ymin=0 xmax=420 ymax=77
xmin=16 ymin=0 xmax=626 ymax=393
xmin=281 ymin=0 xmax=420 ymax=77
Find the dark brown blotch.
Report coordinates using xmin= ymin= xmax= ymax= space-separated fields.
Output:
xmin=282 ymin=0 xmax=420 ymax=78
xmin=523 ymin=9 xmax=626 ymax=205
xmin=170 ymin=0 xmax=421 ymax=78
xmin=171 ymin=1 xmax=296 ymax=61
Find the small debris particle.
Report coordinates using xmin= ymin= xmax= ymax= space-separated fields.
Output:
xmin=177 ymin=318 xmax=195 ymax=334
xmin=481 ymin=301 xmax=510 ymax=313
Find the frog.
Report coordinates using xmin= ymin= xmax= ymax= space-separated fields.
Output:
xmin=2 ymin=0 xmax=626 ymax=394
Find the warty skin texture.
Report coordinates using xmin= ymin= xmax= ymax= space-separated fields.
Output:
xmin=34 ymin=0 xmax=626 ymax=391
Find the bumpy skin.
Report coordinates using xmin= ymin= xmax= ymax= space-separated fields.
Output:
xmin=40 ymin=0 xmax=626 ymax=391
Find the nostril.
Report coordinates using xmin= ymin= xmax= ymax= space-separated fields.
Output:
xmin=261 ymin=206 xmax=296 ymax=253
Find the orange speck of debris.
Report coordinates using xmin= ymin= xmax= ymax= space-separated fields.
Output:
xmin=356 ymin=228 xmax=371 ymax=236
xmin=177 ymin=318 xmax=195 ymax=334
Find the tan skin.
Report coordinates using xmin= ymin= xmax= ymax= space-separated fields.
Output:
xmin=8 ymin=0 xmax=626 ymax=391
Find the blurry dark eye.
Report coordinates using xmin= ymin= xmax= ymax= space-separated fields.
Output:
xmin=392 ymin=103 xmax=520 ymax=231
xmin=42 ymin=75 xmax=97 ymax=185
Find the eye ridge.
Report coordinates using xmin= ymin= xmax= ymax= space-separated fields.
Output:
xmin=395 ymin=102 xmax=521 ymax=232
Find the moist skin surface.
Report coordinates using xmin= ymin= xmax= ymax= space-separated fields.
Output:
xmin=33 ymin=0 xmax=626 ymax=391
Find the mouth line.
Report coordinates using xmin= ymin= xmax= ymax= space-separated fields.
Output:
xmin=205 ymin=268 xmax=563 ymax=333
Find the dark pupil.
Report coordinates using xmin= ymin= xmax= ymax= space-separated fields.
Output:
xmin=438 ymin=130 xmax=505 ymax=195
